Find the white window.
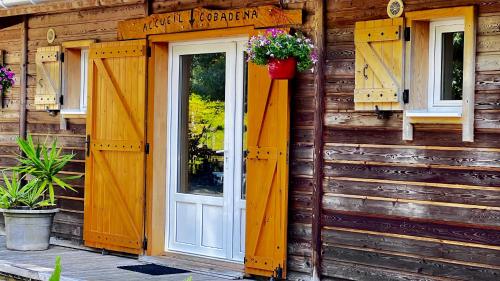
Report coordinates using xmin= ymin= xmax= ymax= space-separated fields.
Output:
xmin=61 ymin=48 xmax=89 ymax=115
xmin=428 ymin=19 xmax=465 ymax=112
xmin=79 ymin=49 xmax=89 ymax=112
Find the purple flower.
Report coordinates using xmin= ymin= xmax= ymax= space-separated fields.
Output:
xmin=266 ymin=28 xmax=284 ymax=37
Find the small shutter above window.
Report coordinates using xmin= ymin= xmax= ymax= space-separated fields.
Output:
xmin=35 ymin=46 xmax=62 ymax=111
xmin=354 ymin=18 xmax=405 ymax=110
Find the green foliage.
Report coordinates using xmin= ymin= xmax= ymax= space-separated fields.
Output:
xmin=0 ymin=172 xmax=51 ymax=209
xmin=451 ymin=32 xmax=464 ymax=100
xmin=190 ymin=53 xmax=226 ymax=101
xmin=48 ymin=256 xmax=61 ymax=281
xmin=246 ymin=29 xmax=318 ymax=72
xmin=8 ymin=134 xmax=79 ymax=207
xmin=187 ymin=93 xmax=225 ymax=175
xmin=188 ymin=93 xmax=225 ymax=151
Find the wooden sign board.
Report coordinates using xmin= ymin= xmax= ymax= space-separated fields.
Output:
xmin=118 ymin=6 xmax=302 ymax=40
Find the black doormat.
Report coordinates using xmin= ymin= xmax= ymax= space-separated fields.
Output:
xmin=118 ymin=264 xmax=190 ymax=275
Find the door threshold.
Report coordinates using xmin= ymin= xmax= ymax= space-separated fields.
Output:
xmin=139 ymin=252 xmax=245 ymax=280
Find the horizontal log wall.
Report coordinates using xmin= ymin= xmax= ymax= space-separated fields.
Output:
xmin=0 ymin=20 xmax=22 ymax=233
xmin=322 ymin=0 xmax=500 ymax=280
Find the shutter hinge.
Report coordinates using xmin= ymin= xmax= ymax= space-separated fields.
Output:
xmin=404 ymin=27 xmax=411 ymax=41
xmin=274 ymin=265 xmax=283 ymax=279
xmin=85 ymin=135 xmax=91 ymax=157
xmin=403 ymin=89 xmax=409 ymax=104
xmin=145 ymin=143 xmax=150 ymax=154
xmin=143 ymin=237 xmax=148 ymax=250
xmin=146 ymin=46 xmax=152 ymax=57
xmin=59 ymin=95 xmax=64 ymax=105
xmin=59 ymin=52 xmax=64 ymax=62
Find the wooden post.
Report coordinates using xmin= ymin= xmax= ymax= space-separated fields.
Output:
xmin=19 ymin=15 xmax=28 ymax=139
xmin=312 ymin=0 xmax=325 ymax=280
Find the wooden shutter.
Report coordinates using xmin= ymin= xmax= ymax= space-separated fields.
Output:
xmin=245 ymin=64 xmax=290 ymax=278
xmin=354 ymin=18 xmax=404 ymax=110
xmin=83 ymin=40 xmax=147 ymax=254
xmin=35 ymin=46 xmax=62 ymax=110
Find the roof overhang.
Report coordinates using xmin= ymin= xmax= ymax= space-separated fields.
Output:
xmin=0 ymin=0 xmax=144 ymax=18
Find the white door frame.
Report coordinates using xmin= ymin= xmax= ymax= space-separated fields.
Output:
xmin=165 ymin=38 xmax=247 ymax=262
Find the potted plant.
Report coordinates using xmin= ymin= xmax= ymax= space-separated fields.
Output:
xmin=0 ymin=135 xmax=78 ymax=251
xmin=0 ymin=65 xmax=15 ymax=108
xmin=246 ymin=28 xmax=318 ymax=79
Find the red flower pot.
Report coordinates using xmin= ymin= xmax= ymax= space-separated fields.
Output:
xmin=268 ymin=57 xmax=297 ymax=79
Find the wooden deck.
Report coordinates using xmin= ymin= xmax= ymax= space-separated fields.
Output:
xmin=0 ymin=237 xmax=243 ymax=281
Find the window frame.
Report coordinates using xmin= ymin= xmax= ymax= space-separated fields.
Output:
xmin=427 ymin=18 xmax=464 ymax=112
xmin=404 ymin=6 xmax=476 ymax=142
xmin=60 ymin=40 xmax=95 ymax=117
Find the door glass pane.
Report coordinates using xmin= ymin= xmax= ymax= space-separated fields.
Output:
xmin=241 ymin=57 xmax=248 ymax=200
xmin=178 ymin=53 xmax=226 ymax=196
xmin=440 ymin=31 xmax=464 ymax=100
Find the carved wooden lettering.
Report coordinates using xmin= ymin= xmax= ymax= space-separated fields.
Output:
xmin=118 ymin=6 xmax=302 ymax=40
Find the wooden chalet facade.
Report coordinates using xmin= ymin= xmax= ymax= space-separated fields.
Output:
xmin=0 ymin=0 xmax=499 ymax=280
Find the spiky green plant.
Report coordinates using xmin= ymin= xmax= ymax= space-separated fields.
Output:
xmin=49 ymin=256 xmax=61 ymax=281
xmin=0 ymin=172 xmax=51 ymax=209
xmin=11 ymin=134 xmax=79 ymax=205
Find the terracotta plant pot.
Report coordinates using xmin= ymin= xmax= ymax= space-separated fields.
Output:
xmin=268 ymin=57 xmax=297 ymax=79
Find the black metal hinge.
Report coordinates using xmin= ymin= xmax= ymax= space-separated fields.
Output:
xmin=59 ymin=95 xmax=64 ymax=105
xmin=85 ymin=135 xmax=91 ymax=157
xmin=274 ymin=265 xmax=283 ymax=280
xmin=146 ymin=46 xmax=152 ymax=57
xmin=145 ymin=143 xmax=150 ymax=154
xmin=404 ymin=27 xmax=411 ymax=41
xmin=59 ymin=52 xmax=65 ymax=62
xmin=143 ymin=237 xmax=148 ymax=250
xmin=403 ymin=89 xmax=410 ymax=104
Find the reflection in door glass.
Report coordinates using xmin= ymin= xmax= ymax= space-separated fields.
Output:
xmin=178 ymin=53 xmax=226 ymax=196
xmin=241 ymin=57 xmax=248 ymax=200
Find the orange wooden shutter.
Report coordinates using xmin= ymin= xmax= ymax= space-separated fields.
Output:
xmin=245 ymin=63 xmax=290 ymax=278
xmin=354 ymin=18 xmax=404 ymax=110
xmin=35 ymin=46 xmax=62 ymax=110
xmin=83 ymin=40 xmax=147 ymax=254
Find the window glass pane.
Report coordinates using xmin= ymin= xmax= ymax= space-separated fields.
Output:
xmin=178 ymin=53 xmax=226 ymax=197
xmin=440 ymin=31 xmax=464 ymax=100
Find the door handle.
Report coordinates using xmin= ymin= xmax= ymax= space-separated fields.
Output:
xmin=363 ymin=64 xmax=369 ymax=80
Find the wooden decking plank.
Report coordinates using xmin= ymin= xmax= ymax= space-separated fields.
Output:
xmin=0 ymin=236 xmax=239 ymax=280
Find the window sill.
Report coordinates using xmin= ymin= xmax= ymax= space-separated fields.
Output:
xmin=405 ymin=111 xmax=462 ymax=124
xmin=61 ymin=111 xmax=86 ymax=119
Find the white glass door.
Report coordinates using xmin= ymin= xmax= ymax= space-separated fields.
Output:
xmin=166 ymin=39 xmax=247 ymax=262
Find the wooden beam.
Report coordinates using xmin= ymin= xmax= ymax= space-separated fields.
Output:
xmin=19 ymin=15 xmax=27 ymax=140
xmin=312 ymin=0 xmax=325 ymax=280
xmin=118 ymin=6 xmax=302 ymax=40
xmin=0 ymin=0 xmax=145 ymax=18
